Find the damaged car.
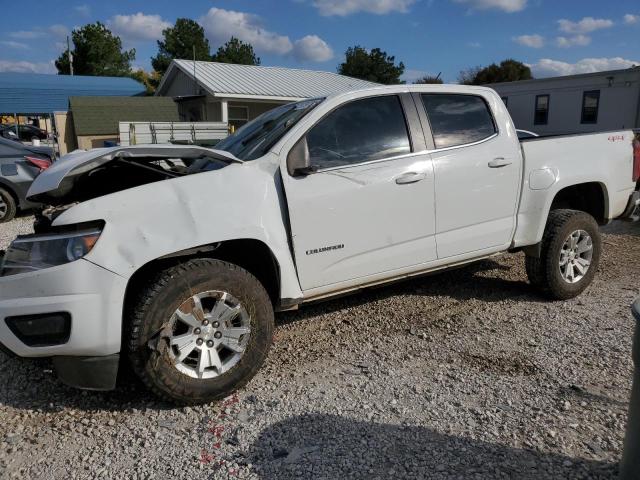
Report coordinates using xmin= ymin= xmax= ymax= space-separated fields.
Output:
xmin=0 ymin=86 xmax=638 ymax=404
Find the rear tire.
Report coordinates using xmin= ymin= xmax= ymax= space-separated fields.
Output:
xmin=128 ymin=258 xmax=274 ymax=405
xmin=525 ymin=209 xmax=601 ymax=300
xmin=0 ymin=188 xmax=17 ymax=223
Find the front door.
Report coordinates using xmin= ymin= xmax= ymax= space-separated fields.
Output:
xmin=282 ymin=94 xmax=437 ymax=292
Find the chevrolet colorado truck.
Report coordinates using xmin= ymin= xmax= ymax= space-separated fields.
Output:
xmin=1 ymin=85 xmax=639 ymax=404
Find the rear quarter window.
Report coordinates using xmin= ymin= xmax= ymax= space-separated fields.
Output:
xmin=421 ymin=94 xmax=496 ymax=149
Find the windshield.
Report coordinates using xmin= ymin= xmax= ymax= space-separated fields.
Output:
xmin=215 ymin=98 xmax=324 ymax=161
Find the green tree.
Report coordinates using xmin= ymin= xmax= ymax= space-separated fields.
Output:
xmin=212 ymin=37 xmax=260 ymax=65
xmin=458 ymin=59 xmax=532 ymax=85
xmin=414 ymin=75 xmax=443 ymax=84
xmin=151 ymin=18 xmax=212 ymax=76
xmin=55 ymin=22 xmax=135 ymax=76
xmin=130 ymin=69 xmax=162 ymax=95
xmin=338 ymin=46 xmax=405 ymax=85
xmin=457 ymin=66 xmax=482 ymax=85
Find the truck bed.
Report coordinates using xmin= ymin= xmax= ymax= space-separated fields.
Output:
xmin=512 ymin=129 xmax=638 ymax=248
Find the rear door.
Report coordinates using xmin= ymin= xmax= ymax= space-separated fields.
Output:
xmin=417 ymin=92 xmax=521 ymax=259
xmin=281 ymin=94 xmax=437 ymax=292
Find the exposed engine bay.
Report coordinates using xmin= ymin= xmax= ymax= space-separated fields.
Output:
xmin=28 ymin=147 xmax=237 ymax=232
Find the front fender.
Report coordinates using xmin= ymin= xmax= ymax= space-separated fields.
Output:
xmin=52 ymin=162 xmax=303 ymax=301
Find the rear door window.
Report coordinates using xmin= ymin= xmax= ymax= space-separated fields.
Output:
xmin=421 ymin=94 xmax=496 ymax=149
xmin=307 ymin=95 xmax=411 ymax=169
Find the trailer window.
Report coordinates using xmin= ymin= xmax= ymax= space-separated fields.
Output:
xmin=581 ymin=90 xmax=600 ymax=124
xmin=534 ymin=94 xmax=549 ymax=125
xmin=421 ymin=94 xmax=496 ymax=149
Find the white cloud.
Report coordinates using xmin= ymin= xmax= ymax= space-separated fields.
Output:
xmin=557 ymin=17 xmax=613 ymax=34
xmin=8 ymin=25 xmax=69 ymax=41
xmin=0 ymin=41 xmax=29 ymax=50
xmin=8 ymin=30 xmax=44 ymax=40
xmin=313 ymin=0 xmax=415 ymax=16
xmin=555 ymin=34 xmax=590 ymax=48
xmin=530 ymin=57 xmax=640 ymax=77
xmin=513 ymin=34 xmax=544 ymax=48
xmin=624 ymin=14 xmax=640 ymax=25
xmin=49 ymin=24 xmax=70 ymax=39
xmin=109 ymin=13 xmax=171 ymax=42
xmin=452 ymin=0 xmax=527 ymax=13
xmin=75 ymin=4 xmax=91 ymax=17
xmin=293 ymin=35 xmax=334 ymax=62
xmin=200 ymin=7 xmax=293 ymax=55
xmin=0 ymin=60 xmax=56 ymax=74
xmin=467 ymin=41 xmax=481 ymax=48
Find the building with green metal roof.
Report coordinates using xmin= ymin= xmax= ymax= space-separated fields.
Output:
xmin=62 ymin=96 xmax=179 ymax=152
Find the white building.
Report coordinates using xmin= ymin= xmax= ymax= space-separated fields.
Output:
xmin=488 ymin=67 xmax=640 ymax=135
xmin=156 ymin=60 xmax=379 ymax=131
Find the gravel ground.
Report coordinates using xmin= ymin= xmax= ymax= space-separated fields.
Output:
xmin=0 ymin=218 xmax=638 ymax=479
xmin=0 ymin=215 xmax=34 ymax=250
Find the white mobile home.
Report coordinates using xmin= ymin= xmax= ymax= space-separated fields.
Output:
xmin=488 ymin=67 xmax=640 ymax=135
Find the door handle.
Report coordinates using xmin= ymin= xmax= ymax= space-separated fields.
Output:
xmin=395 ymin=172 xmax=427 ymax=185
xmin=488 ymin=157 xmax=512 ymax=168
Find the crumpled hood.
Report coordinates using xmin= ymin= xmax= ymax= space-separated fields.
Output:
xmin=27 ymin=144 xmax=241 ymax=202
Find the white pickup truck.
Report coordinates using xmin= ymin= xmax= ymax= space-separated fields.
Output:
xmin=1 ymin=85 xmax=638 ymax=404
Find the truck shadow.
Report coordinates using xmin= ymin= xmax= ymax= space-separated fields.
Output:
xmin=601 ymin=220 xmax=640 ymax=237
xmin=0 ymin=353 xmax=166 ymax=411
xmin=277 ymin=257 xmax=537 ymax=326
xmin=242 ymin=413 xmax=616 ymax=479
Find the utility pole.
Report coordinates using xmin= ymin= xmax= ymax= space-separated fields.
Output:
xmin=67 ymin=36 xmax=74 ymax=76
xmin=193 ymin=45 xmax=197 ymax=95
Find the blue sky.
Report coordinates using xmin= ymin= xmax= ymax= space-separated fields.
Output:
xmin=1 ymin=0 xmax=639 ymax=82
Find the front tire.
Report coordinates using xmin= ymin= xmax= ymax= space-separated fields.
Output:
xmin=0 ymin=187 xmax=17 ymax=223
xmin=128 ymin=258 xmax=274 ymax=405
xmin=525 ymin=209 xmax=601 ymax=300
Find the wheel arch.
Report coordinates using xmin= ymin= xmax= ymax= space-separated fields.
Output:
xmin=121 ymin=238 xmax=281 ymax=360
xmin=515 ymin=179 xmax=609 ymax=252
xmin=548 ymin=181 xmax=609 ymax=224
xmin=123 ymin=239 xmax=282 ymax=315
xmin=0 ymin=179 xmax=20 ymax=206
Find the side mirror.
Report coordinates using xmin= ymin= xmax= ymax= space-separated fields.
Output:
xmin=287 ymin=137 xmax=316 ymax=176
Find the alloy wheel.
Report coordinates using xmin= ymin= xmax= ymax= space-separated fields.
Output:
xmin=165 ymin=291 xmax=251 ymax=379
xmin=558 ymin=229 xmax=593 ymax=284
xmin=0 ymin=194 xmax=7 ymax=220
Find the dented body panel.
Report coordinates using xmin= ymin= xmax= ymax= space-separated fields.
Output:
xmin=52 ymin=157 xmax=303 ymax=301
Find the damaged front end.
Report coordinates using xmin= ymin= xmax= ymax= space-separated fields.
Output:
xmin=27 ymin=145 xmax=241 ymax=232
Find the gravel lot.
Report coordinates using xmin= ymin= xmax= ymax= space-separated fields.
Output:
xmin=0 ymin=214 xmax=34 ymax=250
xmin=0 ymin=217 xmax=638 ymax=479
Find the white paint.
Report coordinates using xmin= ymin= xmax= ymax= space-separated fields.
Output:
xmin=0 ymin=259 xmax=127 ymax=356
xmin=284 ymin=152 xmax=437 ymax=290
xmin=529 ymin=168 xmax=557 ymax=190
xmin=429 ymin=92 xmax=522 ymax=258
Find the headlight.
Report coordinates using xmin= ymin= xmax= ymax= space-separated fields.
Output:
xmin=0 ymin=227 xmax=102 ymax=277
